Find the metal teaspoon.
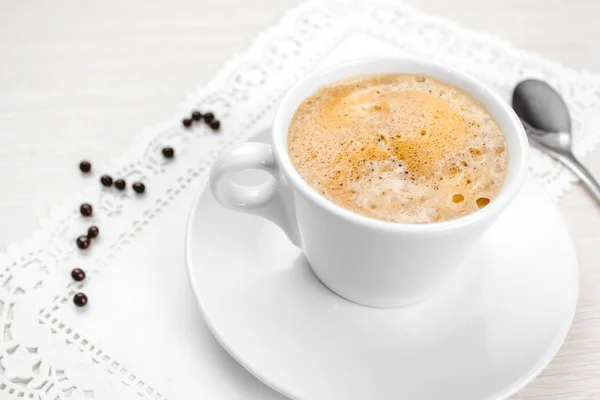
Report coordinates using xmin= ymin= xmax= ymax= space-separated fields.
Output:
xmin=512 ymin=79 xmax=600 ymax=202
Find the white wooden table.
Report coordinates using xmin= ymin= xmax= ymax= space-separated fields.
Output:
xmin=0 ymin=0 xmax=599 ymax=398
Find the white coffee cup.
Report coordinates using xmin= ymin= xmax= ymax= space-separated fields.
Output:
xmin=209 ymin=57 xmax=529 ymax=307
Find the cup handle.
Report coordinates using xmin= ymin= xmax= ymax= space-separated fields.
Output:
xmin=209 ymin=142 xmax=301 ymax=247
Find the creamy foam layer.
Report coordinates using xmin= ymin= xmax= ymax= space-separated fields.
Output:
xmin=288 ymin=74 xmax=508 ymax=224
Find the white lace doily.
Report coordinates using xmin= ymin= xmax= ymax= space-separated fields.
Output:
xmin=1 ymin=0 xmax=599 ymax=399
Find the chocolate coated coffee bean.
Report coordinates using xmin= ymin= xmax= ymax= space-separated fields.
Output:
xmin=73 ymin=292 xmax=88 ymax=307
xmin=80 ymin=203 xmax=93 ymax=217
xmin=191 ymin=110 xmax=203 ymax=121
xmin=79 ymin=161 xmax=91 ymax=173
xmin=76 ymin=235 xmax=90 ymax=249
xmin=115 ymin=179 xmax=126 ymax=190
xmin=71 ymin=268 xmax=86 ymax=281
xmin=100 ymin=175 xmax=113 ymax=187
xmin=162 ymin=147 xmax=175 ymax=158
xmin=87 ymin=226 xmax=99 ymax=239
xmin=132 ymin=182 xmax=146 ymax=194
xmin=203 ymin=112 xmax=215 ymax=123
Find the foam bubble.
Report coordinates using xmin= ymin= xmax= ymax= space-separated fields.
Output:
xmin=288 ymin=74 xmax=508 ymax=224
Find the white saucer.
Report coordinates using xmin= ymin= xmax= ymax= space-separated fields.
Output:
xmin=185 ymin=132 xmax=579 ymax=400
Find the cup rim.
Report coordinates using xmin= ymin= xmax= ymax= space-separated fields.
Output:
xmin=272 ymin=56 xmax=529 ymax=234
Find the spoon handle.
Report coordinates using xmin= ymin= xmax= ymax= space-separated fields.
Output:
xmin=556 ymin=152 xmax=600 ymax=203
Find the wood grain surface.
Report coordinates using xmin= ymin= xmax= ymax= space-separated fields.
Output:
xmin=1 ymin=0 xmax=599 ymax=398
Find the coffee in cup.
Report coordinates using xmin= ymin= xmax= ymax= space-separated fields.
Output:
xmin=287 ymin=74 xmax=508 ymax=223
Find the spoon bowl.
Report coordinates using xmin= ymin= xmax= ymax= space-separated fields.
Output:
xmin=513 ymin=79 xmax=571 ymax=133
xmin=512 ymin=79 xmax=600 ymax=202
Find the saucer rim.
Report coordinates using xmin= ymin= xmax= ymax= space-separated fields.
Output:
xmin=185 ymin=179 xmax=579 ymax=400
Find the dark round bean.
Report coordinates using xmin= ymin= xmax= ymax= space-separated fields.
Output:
xmin=79 ymin=161 xmax=92 ymax=173
xmin=73 ymin=292 xmax=88 ymax=307
xmin=87 ymin=226 xmax=99 ymax=239
xmin=203 ymin=112 xmax=215 ymax=123
xmin=115 ymin=179 xmax=126 ymax=190
xmin=80 ymin=203 xmax=93 ymax=217
xmin=100 ymin=175 xmax=113 ymax=187
xmin=71 ymin=268 xmax=86 ymax=282
xmin=132 ymin=182 xmax=146 ymax=194
xmin=76 ymin=235 xmax=91 ymax=250
xmin=162 ymin=147 xmax=175 ymax=158
xmin=191 ymin=110 xmax=203 ymax=121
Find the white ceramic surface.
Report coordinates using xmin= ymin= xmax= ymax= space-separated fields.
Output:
xmin=187 ymin=130 xmax=578 ymax=400
xmin=209 ymin=57 xmax=529 ymax=307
